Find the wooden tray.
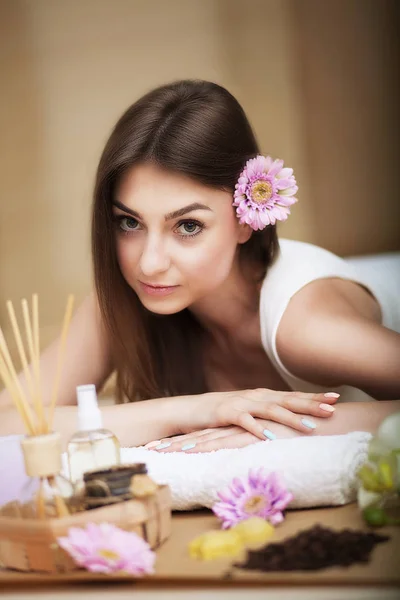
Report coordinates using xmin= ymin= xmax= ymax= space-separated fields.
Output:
xmin=0 ymin=485 xmax=171 ymax=573
xmin=0 ymin=504 xmax=399 ymax=587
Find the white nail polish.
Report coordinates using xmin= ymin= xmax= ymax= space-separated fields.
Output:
xmin=181 ymin=443 xmax=196 ymax=451
xmin=301 ymin=418 xmax=317 ymax=430
xmin=155 ymin=442 xmax=171 ymax=450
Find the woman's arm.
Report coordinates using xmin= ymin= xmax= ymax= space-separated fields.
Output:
xmin=276 ymin=279 xmax=400 ymax=399
xmin=0 ymin=398 xmax=179 ymax=449
xmin=149 ymin=400 xmax=400 ymax=453
xmin=0 ymin=387 xmax=337 ymax=449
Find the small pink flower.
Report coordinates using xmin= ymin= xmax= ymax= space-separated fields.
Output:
xmin=212 ymin=469 xmax=293 ymax=529
xmin=57 ymin=522 xmax=155 ymax=576
xmin=233 ymin=155 xmax=298 ymax=230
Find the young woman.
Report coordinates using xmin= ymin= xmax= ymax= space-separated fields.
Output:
xmin=1 ymin=80 xmax=399 ymax=449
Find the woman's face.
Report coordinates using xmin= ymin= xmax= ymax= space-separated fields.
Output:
xmin=113 ymin=162 xmax=250 ymax=315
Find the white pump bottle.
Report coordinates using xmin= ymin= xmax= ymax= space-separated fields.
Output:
xmin=67 ymin=384 xmax=121 ymax=484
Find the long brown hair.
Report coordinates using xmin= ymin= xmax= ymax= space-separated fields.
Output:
xmin=92 ymin=80 xmax=279 ymax=402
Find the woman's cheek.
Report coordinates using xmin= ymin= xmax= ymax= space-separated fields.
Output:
xmin=115 ymin=240 xmax=140 ymax=279
xmin=181 ymin=242 xmax=235 ymax=285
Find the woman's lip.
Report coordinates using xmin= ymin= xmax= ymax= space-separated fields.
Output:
xmin=140 ymin=282 xmax=177 ymax=289
xmin=139 ymin=282 xmax=179 ymax=296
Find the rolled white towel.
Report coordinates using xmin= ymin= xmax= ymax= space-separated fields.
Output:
xmin=117 ymin=432 xmax=371 ymax=511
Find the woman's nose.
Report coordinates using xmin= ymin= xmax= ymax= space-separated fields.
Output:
xmin=139 ymin=236 xmax=170 ymax=277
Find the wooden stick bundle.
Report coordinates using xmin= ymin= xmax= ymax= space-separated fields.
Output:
xmin=0 ymin=294 xmax=74 ymax=435
xmin=0 ymin=294 xmax=75 ymax=518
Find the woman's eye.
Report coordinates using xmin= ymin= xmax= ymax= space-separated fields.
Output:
xmin=119 ymin=217 xmax=139 ymax=232
xmin=176 ymin=220 xmax=202 ymax=237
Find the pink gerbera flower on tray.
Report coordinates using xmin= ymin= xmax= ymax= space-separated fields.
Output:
xmin=57 ymin=522 xmax=156 ymax=576
xmin=233 ymin=155 xmax=298 ymax=230
xmin=212 ymin=469 xmax=293 ymax=529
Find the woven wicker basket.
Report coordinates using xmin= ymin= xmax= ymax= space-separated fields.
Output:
xmin=0 ymin=484 xmax=171 ymax=573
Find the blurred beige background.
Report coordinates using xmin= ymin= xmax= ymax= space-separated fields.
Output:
xmin=0 ymin=0 xmax=399 ymax=354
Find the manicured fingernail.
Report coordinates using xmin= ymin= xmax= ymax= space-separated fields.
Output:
xmin=324 ymin=392 xmax=340 ymax=398
xmin=155 ymin=442 xmax=171 ymax=450
xmin=263 ymin=429 xmax=277 ymax=440
xmin=181 ymin=443 xmax=196 ymax=451
xmin=301 ymin=418 xmax=317 ymax=429
xmin=319 ymin=403 xmax=336 ymax=413
xmin=145 ymin=440 xmax=161 ymax=449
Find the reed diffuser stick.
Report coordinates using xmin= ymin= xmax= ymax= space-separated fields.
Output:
xmin=22 ymin=298 xmax=46 ymax=433
xmin=48 ymin=295 xmax=75 ymax=429
xmin=6 ymin=301 xmax=37 ymax=411
xmin=48 ymin=476 xmax=70 ymax=517
xmin=32 ymin=294 xmax=40 ymax=361
xmin=0 ymin=327 xmax=36 ymax=433
xmin=36 ymin=479 xmax=47 ymax=520
xmin=0 ymin=351 xmax=34 ymax=433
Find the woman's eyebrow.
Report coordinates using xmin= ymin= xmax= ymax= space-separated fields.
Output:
xmin=164 ymin=203 xmax=213 ymax=220
xmin=112 ymin=200 xmax=140 ymax=219
xmin=112 ymin=200 xmax=213 ymax=221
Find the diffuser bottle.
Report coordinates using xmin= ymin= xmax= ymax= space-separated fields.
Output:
xmin=67 ymin=384 xmax=121 ymax=484
xmin=18 ymin=431 xmax=74 ymax=519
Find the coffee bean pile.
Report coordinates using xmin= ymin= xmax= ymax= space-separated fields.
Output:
xmin=236 ymin=525 xmax=389 ymax=572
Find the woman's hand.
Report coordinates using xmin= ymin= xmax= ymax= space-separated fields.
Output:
xmin=146 ymin=426 xmax=258 ymax=453
xmin=176 ymin=388 xmax=338 ymax=441
xmin=146 ymin=418 xmax=299 ymax=453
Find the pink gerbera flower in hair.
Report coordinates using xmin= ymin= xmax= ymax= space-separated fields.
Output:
xmin=57 ymin=523 xmax=156 ymax=576
xmin=233 ymin=155 xmax=298 ymax=230
xmin=212 ymin=469 xmax=293 ymax=529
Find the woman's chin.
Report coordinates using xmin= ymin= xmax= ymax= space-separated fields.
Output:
xmin=138 ymin=294 xmax=190 ymax=316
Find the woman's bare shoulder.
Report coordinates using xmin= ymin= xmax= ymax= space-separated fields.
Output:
xmin=275 ymin=277 xmax=386 ymax=389
xmin=279 ymin=277 xmax=381 ymax=326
